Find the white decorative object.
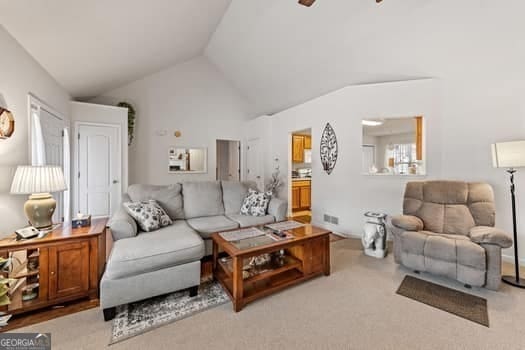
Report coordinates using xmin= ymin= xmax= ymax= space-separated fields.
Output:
xmin=362 ymin=211 xmax=388 ymax=259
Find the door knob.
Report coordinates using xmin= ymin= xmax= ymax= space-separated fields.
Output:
xmin=112 ymin=180 xmax=119 ymax=184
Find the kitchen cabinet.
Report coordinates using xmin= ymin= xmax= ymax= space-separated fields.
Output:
xmin=292 ymin=180 xmax=311 ymax=211
xmin=292 ymin=135 xmax=312 ymax=163
xmin=303 ymin=135 xmax=312 ymax=149
xmin=292 ymin=136 xmax=304 ymax=163
xmin=292 ymin=187 xmax=301 ymax=210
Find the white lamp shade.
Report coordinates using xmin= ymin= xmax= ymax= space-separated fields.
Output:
xmin=10 ymin=165 xmax=67 ymax=194
xmin=492 ymin=141 xmax=525 ymax=168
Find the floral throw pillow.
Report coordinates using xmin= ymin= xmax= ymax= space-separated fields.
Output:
xmin=240 ymin=189 xmax=272 ymax=217
xmin=123 ymin=200 xmax=173 ymax=232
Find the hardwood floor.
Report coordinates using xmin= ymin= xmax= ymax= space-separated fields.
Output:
xmin=1 ymin=298 xmax=99 ymax=332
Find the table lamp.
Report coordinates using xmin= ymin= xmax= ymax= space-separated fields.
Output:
xmin=10 ymin=165 xmax=67 ymax=229
xmin=492 ymin=140 xmax=525 ymax=288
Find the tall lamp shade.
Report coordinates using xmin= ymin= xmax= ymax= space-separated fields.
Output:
xmin=492 ymin=141 xmax=525 ymax=168
xmin=10 ymin=166 xmax=67 ymax=229
xmin=491 ymin=140 xmax=525 ymax=288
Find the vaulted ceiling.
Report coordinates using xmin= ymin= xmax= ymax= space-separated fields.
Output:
xmin=0 ymin=0 xmax=231 ymax=98
xmin=1 ymin=0 xmax=524 ymax=116
xmin=206 ymin=0 xmax=525 ymax=115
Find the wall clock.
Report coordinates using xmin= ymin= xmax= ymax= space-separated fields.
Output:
xmin=0 ymin=108 xmax=15 ymax=139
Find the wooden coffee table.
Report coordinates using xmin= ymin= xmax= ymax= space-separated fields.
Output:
xmin=211 ymin=224 xmax=331 ymax=312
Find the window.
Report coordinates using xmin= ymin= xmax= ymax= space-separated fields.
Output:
xmin=391 ymin=143 xmax=417 ymax=175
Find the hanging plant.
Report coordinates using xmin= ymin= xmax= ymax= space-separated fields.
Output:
xmin=117 ymin=102 xmax=136 ymax=146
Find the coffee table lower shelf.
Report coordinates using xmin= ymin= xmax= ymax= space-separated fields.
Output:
xmin=212 ymin=233 xmax=331 ymax=312
xmin=215 ymin=262 xmax=325 ymax=311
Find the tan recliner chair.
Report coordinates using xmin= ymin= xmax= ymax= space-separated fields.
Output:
xmin=391 ymin=181 xmax=512 ymax=290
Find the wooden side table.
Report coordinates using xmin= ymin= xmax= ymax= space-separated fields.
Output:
xmin=0 ymin=218 xmax=107 ymax=316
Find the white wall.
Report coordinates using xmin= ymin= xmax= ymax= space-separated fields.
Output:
xmin=248 ymin=78 xmax=525 ymax=265
xmin=0 ymin=26 xmax=70 ymax=236
xmin=70 ymin=101 xmax=128 ymax=214
xmin=91 ymin=56 xmax=252 ymax=185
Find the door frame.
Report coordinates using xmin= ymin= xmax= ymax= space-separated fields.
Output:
xmin=73 ymin=121 xmax=122 ymax=217
xmin=288 ymin=128 xmax=312 ymax=218
xmin=216 ymin=139 xmax=241 ymax=181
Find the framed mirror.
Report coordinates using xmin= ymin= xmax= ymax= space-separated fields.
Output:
xmin=168 ymin=147 xmax=207 ymax=174
xmin=362 ymin=116 xmax=425 ymax=176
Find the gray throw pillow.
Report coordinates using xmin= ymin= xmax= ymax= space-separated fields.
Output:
xmin=123 ymin=199 xmax=173 ymax=232
xmin=240 ymin=189 xmax=272 ymax=216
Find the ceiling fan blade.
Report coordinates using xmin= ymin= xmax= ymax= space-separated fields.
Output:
xmin=298 ymin=0 xmax=316 ymax=7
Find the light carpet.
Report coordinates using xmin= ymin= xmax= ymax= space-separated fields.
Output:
xmin=13 ymin=239 xmax=525 ymax=350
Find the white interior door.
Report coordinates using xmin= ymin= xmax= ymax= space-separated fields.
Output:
xmin=77 ymin=124 xmax=121 ymax=218
xmin=246 ymin=138 xmax=263 ymax=190
xmin=216 ymin=140 xmax=240 ymax=181
xmin=228 ymin=141 xmax=240 ymax=181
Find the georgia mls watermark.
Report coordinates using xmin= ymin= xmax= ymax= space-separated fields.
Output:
xmin=0 ymin=333 xmax=51 ymax=350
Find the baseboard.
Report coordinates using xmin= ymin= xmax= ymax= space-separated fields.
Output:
xmin=502 ymin=254 xmax=525 ymax=267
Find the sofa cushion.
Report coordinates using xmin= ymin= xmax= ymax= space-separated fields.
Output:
xmin=186 ymin=215 xmax=239 ymax=239
xmin=227 ymin=214 xmax=275 ymax=228
xmin=183 ymin=181 xmax=225 ymax=219
xmin=123 ymin=200 xmax=173 ymax=232
xmin=424 ymin=235 xmax=458 ymax=262
xmin=423 ymin=181 xmax=468 ymax=204
xmin=456 ymin=239 xmax=486 ymax=270
xmin=443 ymin=205 xmax=475 ymax=236
xmin=105 ymin=221 xmax=204 ymax=279
xmin=128 ymin=184 xmax=184 ymax=220
xmin=417 ymin=202 xmax=445 ymax=233
xmin=401 ymin=231 xmax=470 ymax=257
xmin=221 ymin=181 xmax=257 ymax=214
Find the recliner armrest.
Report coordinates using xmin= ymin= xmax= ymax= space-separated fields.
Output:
xmin=391 ymin=215 xmax=424 ymax=232
xmin=469 ymin=226 xmax=512 ymax=248
xmin=108 ymin=206 xmax=138 ymax=241
xmin=268 ymin=197 xmax=287 ymax=222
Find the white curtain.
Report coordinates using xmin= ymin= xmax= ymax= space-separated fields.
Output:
xmin=31 ymin=106 xmax=46 ymax=166
xmin=63 ymin=127 xmax=71 ymax=223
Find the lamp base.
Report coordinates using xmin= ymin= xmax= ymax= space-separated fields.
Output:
xmin=502 ymin=275 xmax=525 ymax=288
xmin=24 ymin=193 xmax=56 ymax=230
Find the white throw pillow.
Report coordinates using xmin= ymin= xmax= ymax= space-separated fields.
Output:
xmin=240 ymin=189 xmax=272 ymax=217
xmin=123 ymin=199 xmax=173 ymax=232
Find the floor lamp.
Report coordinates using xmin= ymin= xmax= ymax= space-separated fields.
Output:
xmin=492 ymin=140 xmax=525 ymax=288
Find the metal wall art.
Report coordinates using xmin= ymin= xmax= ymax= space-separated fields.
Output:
xmin=320 ymin=123 xmax=338 ymax=175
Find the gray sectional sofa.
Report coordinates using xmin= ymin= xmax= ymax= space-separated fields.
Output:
xmin=391 ymin=181 xmax=512 ymax=290
xmin=101 ymin=181 xmax=287 ymax=320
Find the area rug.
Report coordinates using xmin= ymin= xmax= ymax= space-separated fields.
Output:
xmin=110 ymin=281 xmax=229 ymax=344
xmin=396 ymin=275 xmax=489 ymax=327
